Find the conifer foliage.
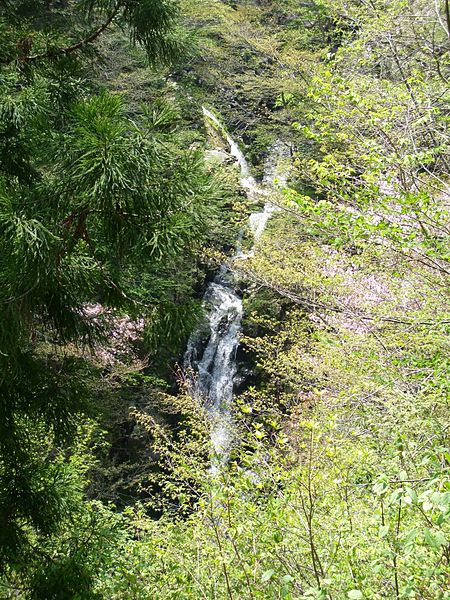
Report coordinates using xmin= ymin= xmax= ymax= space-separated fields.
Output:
xmin=0 ymin=1 xmax=219 ymax=596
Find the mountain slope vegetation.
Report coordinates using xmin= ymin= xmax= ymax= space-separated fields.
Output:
xmin=1 ymin=0 xmax=450 ymax=598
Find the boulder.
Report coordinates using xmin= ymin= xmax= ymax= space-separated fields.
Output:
xmin=204 ymin=149 xmax=233 ymax=165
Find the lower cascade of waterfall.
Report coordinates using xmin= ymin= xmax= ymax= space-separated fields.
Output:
xmin=184 ymin=272 xmax=243 ymax=465
xmin=184 ymin=108 xmax=290 ymax=468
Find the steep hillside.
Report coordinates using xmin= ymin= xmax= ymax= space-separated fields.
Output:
xmin=2 ymin=0 xmax=450 ymax=598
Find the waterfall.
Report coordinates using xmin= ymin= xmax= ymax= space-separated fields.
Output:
xmin=184 ymin=108 xmax=290 ymax=467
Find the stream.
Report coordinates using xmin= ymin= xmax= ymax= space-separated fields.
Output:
xmin=184 ymin=108 xmax=289 ymax=468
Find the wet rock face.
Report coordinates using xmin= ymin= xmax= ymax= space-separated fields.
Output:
xmin=234 ymin=352 xmax=260 ymax=393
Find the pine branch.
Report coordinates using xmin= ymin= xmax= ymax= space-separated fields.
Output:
xmin=19 ymin=6 xmax=120 ymax=64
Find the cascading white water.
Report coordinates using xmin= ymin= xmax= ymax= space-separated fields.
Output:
xmin=201 ymin=108 xmax=259 ymax=197
xmin=184 ymin=108 xmax=290 ymax=466
xmin=184 ymin=277 xmax=243 ymax=462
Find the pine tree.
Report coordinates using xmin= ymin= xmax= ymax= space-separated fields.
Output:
xmin=0 ymin=1 xmax=225 ymax=595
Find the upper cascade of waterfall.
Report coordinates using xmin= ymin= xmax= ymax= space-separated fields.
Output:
xmin=248 ymin=203 xmax=276 ymax=240
xmin=202 ymin=107 xmax=259 ymax=195
xmin=246 ymin=141 xmax=291 ymax=239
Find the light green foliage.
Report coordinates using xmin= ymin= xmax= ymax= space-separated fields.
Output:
xmin=90 ymin=193 xmax=450 ymax=597
xmin=290 ymin=0 xmax=450 ymax=277
xmin=94 ymin=387 xmax=450 ymax=598
xmin=3 ymin=0 xmax=450 ymax=597
xmin=176 ymin=0 xmax=335 ymax=171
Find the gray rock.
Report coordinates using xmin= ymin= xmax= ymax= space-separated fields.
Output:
xmin=205 ymin=149 xmax=233 ymax=165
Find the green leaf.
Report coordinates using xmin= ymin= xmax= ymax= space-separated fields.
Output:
xmin=399 ymin=470 xmax=408 ymax=481
xmin=424 ymin=529 xmax=446 ymax=549
xmin=261 ymin=569 xmax=275 ymax=582
xmin=404 ymin=528 xmax=418 ymax=544
xmin=379 ymin=525 xmax=389 ymax=538
xmin=390 ymin=488 xmax=403 ymax=504
xmin=373 ymin=481 xmax=388 ymax=495
xmin=435 ymin=531 xmax=447 ymax=547
xmin=348 ymin=591 xmax=363 ymax=599
xmin=405 ymin=487 xmax=417 ymax=504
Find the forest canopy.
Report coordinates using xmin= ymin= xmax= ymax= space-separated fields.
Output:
xmin=1 ymin=0 xmax=450 ymax=598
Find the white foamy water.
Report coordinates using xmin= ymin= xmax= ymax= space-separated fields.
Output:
xmin=184 ymin=108 xmax=290 ymax=467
